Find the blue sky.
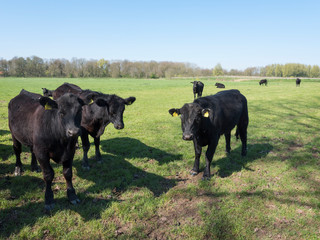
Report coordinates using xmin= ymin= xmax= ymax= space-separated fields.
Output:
xmin=1 ymin=0 xmax=319 ymax=70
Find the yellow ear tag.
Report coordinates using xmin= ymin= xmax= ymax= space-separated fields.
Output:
xmin=173 ymin=112 xmax=178 ymax=117
xmin=45 ymin=103 xmax=52 ymax=110
xmin=203 ymin=111 xmax=209 ymax=118
xmin=89 ymin=99 xmax=94 ymax=105
xmin=128 ymin=101 xmax=132 ymax=105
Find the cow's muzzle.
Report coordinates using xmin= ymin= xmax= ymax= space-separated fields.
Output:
xmin=67 ymin=128 xmax=81 ymax=137
xmin=114 ymin=124 xmax=124 ymax=130
xmin=183 ymin=134 xmax=193 ymax=141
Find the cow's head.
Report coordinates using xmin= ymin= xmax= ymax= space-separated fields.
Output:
xmin=106 ymin=95 xmax=136 ymax=130
xmin=42 ymin=88 xmax=53 ymax=97
xmin=39 ymin=93 xmax=86 ymax=138
xmin=169 ymin=103 xmax=210 ymax=141
xmin=80 ymin=91 xmax=136 ymax=132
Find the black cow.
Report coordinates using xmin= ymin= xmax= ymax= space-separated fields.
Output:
xmin=259 ymin=79 xmax=267 ymax=86
xmin=8 ymin=90 xmax=90 ymax=210
xmin=42 ymin=83 xmax=82 ymax=99
xmin=191 ymin=81 xmax=204 ymax=99
xmin=169 ymin=89 xmax=249 ymax=179
xmin=44 ymin=83 xmax=136 ymax=169
xmin=215 ymin=82 xmax=225 ymax=88
xmin=296 ymin=78 xmax=301 ymax=87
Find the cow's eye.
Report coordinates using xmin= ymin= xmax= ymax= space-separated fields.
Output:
xmin=60 ymin=112 xmax=65 ymax=118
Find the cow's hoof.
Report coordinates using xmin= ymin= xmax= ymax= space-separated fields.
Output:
xmin=14 ymin=167 xmax=22 ymax=176
xmin=70 ymin=198 xmax=81 ymax=205
xmin=67 ymin=188 xmax=80 ymax=205
xmin=82 ymin=165 xmax=90 ymax=170
xmin=190 ymin=170 xmax=199 ymax=176
xmin=32 ymin=165 xmax=41 ymax=173
xmin=45 ymin=203 xmax=55 ymax=211
xmin=201 ymin=175 xmax=211 ymax=180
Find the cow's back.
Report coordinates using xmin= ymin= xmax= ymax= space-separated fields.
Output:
xmin=8 ymin=92 xmax=42 ymax=147
xmin=53 ymin=83 xmax=82 ymax=99
xmin=195 ymin=90 xmax=247 ymax=133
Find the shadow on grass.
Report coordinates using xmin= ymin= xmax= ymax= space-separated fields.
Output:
xmin=0 ymin=137 xmax=185 ymax=237
xmin=0 ymin=129 xmax=12 ymax=161
xmin=214 ymin=143 xmax=273 ymax=178
xmin=100 ymin=137 xmax=183 ymax=165
xmin=75 ymin=137 xmax=183 ymax=197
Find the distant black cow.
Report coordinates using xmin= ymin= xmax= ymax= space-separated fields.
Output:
xmin=259 ymin=79 xmax=267 ymax=86
xmin=191 ymin=81 xmax=204 ymax=99
xmin=169 ymin=89 xmax=249 ymax=179
xmin=8 ymin=90 xmax=90 ymax=210
xmin=44 ymin=83 xmax=136 ymax=169
xmin=215 ymin=82 xmax=225 ymax=88
xmin=296 ymin=78 xmax=301 ymax=87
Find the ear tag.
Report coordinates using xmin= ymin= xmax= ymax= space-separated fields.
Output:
xmin=173 ymin=112 xmax=178 ymax=117
xmin=89 ymin=99 xmax=94 ymax=105
xmin=128 ymin=101 xmax=132 ymax=105
xmin=203 ymin=111 xmax=209 ymax=118
xmin=45 ymin=103 xmax=52 ymax=110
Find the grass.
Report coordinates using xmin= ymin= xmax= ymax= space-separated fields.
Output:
xmin=0 ymin=77 xmax=319 ymax=239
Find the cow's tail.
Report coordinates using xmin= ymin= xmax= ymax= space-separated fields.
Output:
xmin=235 ymin=127 xmax=240 ymax=140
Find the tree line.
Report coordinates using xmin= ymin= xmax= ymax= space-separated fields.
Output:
xmin=213 ymin=63 xmax=320 ymax=78
xmin=0 ymin=56 xmax=211 ymax=78
xmin=0 ymin=56 xmax=319 ymax=78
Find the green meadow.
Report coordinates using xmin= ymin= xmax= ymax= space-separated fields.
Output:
xmin=0 ymin=77 xmax=319 ymax=239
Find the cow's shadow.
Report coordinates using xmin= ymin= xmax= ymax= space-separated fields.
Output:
xmin=76 ymin=137 xmax=183 ymax=196
xmin=72 ymin=137 xmax=184 ymax=219
xmin=100 ymin=137 xmax=183 ymax=165
xmin=212 ymin=143 xmax=273 ymax=178
xmin=0 ymin=129 xmax=12 ymax=161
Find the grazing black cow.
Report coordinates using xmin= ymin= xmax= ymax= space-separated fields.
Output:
xmin=259 ymin=79 xmax=267 ymax=86
xmin=215 ymin=82 xmax=225 ymax=88
xmin=191 ymin=81 xmax=204 ymax=99
xmin=296 ymin=78 xmax=301 ymax=87
xmin=44 ymin=83 xmax=136 ymax=169
xmin=8 ymin=89 xmax=90 ymax=210
xmin=169 ymin=89 xmax=249 ymax=179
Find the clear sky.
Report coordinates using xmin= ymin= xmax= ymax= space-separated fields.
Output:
xmin=1 ymin=0 xmax=319 ymax=70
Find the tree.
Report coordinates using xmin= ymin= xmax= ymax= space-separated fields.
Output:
xmin=212 ymin=63 xmax=224 ymax=76
xmin=310 ymin=65 xmax=320 ymax=78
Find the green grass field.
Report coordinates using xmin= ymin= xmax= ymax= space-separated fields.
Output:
xmin=0 ymin=77 xmax=319 ymax=239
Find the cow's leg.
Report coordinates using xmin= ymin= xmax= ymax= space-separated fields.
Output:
xmin=191 ymin=140 xmax=202 ymax=175
xmin=30 ymin=147 xmax=41 ymax=172
xmin=194 ymin=93 xmax=196 ymax=99
xmin=37 ymin=156 xmax=55 ymax=211
xmin=203 ymin=136 xmax=219 ymax=180
xmin=63 ymin=160 xmax=80 ymax=205
xmin=225 ymin=132 xmax=231 ymax=153
xmin=94 ymin=136 xmax=102 ymax=163
xmin=239 ymin=126 xmax=247 ymax=156
xmin=12 ymin=136 xmax=23 ymax=176
xmin=238 ymin=122 xmax=248 ymax=156
xmin=80 ymin=129 xmax=90 ymax=169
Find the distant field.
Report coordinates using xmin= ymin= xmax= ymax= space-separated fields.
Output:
xmin=0 ymin=77 xmax=319 ymax=239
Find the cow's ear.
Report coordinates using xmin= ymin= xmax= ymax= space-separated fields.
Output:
xmin=77 ymin=98 xmax=85 ymax=106
xmin=39 ymin=97 xmax=58 ymax=110
xmin=82 ymin=92 xmax=99 ymax=105
xmin=169 ymin=108 xmax=180 ymax=117
xmin=124 ymin=97 xmax=136 ymax=105
xmin=202 ymin=108 xmax=210 ymax=118
xmin=95 ymin=98 xmax=108 ymax=107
